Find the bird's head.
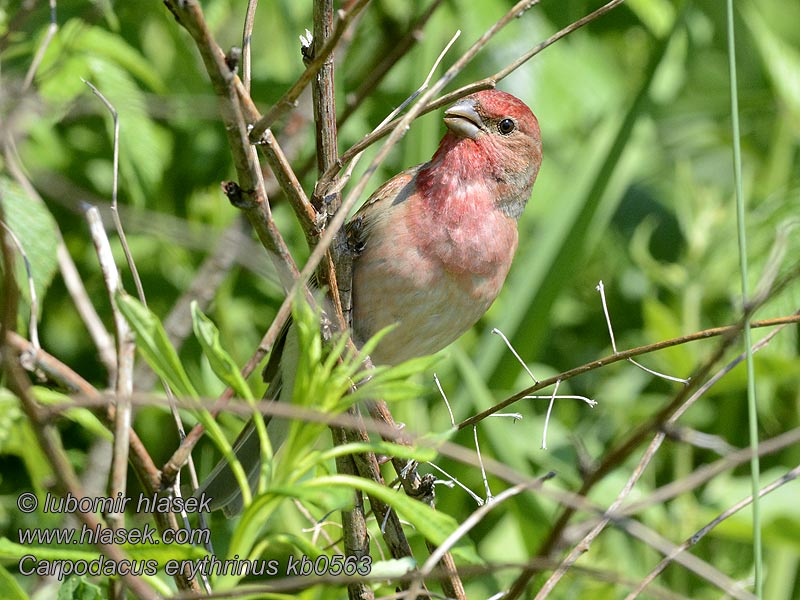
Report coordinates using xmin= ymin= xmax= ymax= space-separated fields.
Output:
xmin=427 ymin=90 xmax=543 ymax=218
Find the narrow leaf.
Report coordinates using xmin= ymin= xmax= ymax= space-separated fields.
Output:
xmin=115 ymin=292 xmax=197 ymax=399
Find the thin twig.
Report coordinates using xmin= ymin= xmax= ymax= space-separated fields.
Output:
xmin=260 ymin=131 xmax=318 ymax=243
xmin=597 ymin=280 xmax=689 ymax=384
xmin=438 ymin=0 xmax=627 ymax=111
xmin=626 ymin=463 xmax=800 ymax=599
xmin=326 ymin=28 xmax=462 ymax=199
xmin=329 ymin=0 xmax=623 ymax=183
xmin=492 ymin=328 xmax=538 ymax=384
xmin=22 ymin=0 xmax=57 ymax=91
xmin=434 ymin=373 xmax=455 ymax=427
xmin=540 ymin=379 xmax=560 ymax=450
xmin=522 ymin=302 xmax=798 ymax=598
xmin=474 ymin=426 xmax=491 ymax=503
xmin=616 ymin=518 xmax=756 ymax=600
xmin=248 ymin=0 xmax=371 ymax=139
xmin=242 ymin=0 xmax=258 ymax=94
xmin=416 ymin=476 xmax=555 ymax=585
xmin=284 ymin=0 xmax=449 ymax=190
xmin=621 ymin=427 xmax=800 ymax=519
xmin=83 ymin=80 xmax=147 ymax=305
xmin=57 ymin=243 xmax=117 ymax=375
xmin=0 ymin=222 xmax=40 ymax=351
xmin=84 ymin=207 xmax=134 ymax=551
xmin=459 ymin=313 xmax=800 ymax=430
xmin=338 ymin=0 xmax=446 ymax=126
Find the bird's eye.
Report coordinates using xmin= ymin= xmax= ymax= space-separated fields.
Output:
xmin=497 ymin=118 xmax=516 ymax=135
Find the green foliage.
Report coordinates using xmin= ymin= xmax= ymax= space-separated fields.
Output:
xmin=116 ymin=292 xmax=198 ymax=399
xmin=56 ymin=576 xmax=102 ymax=600
xmin=191 ymin=301 xmax=254 ymax=402
xmin=0 ymin=564 xmax=28 ymax=600
xmin=0 ymin=177 xmax=59 ymax=308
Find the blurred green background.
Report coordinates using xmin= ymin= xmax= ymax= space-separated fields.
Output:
xmin=1 ymin=0 xmax=799 ymax=598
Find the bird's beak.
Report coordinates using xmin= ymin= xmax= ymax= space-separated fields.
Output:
xmin=444 ymin=101 xmax=483 ymax=140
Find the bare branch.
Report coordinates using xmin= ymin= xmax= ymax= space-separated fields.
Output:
xmin=242 ymin=0 xmax=258 ymax=93
xmin=625 ymin=464 xmax=800 ymax=599
xmin=460 ymin=312 xmax=800 ymax=430
xmin=22 ymin=0 xmax=57 ymax=91
xmin=332 ymin=0 xmax=624 ymax=178
xmin=83 ymin=79 xmax=147 ymax=305
xmin=162 ymin=0 xmax=302 ymax=295
xmin=248 ymin=0 xmax=371 ymax=139
xmin=84 ymin=207 xmax=134 ymax=544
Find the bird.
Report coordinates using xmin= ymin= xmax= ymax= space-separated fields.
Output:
xmin=200 ymin=89 xmax=542 ymax=513
xmin=349 ymin=89 xmax=542 ymax=365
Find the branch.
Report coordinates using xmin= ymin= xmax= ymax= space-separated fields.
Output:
xmin=459 ymin=313 xmax=800 ymax=430
xmin=0 ymin=223 xmax=162 ymax=599
xmin=162 ymin=0 xmax=301 ymax=293
xmin=247 ymin=0 xmax=371 ymax=139
xmin=85 ymin=207 xmax=135 ymax=554
xmin=327 ymin=0 xmax=624 ymax=184
xmin=4 ymin=331 xmax=161 ymax=492
xmin=505 ymin=308 xmax=798 ymax=598
xmin=338 ymin=0 xmax=446 ymax=127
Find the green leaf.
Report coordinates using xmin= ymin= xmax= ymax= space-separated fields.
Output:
xmin=57 ymin=576 xmax=103 ymax=600
xmin=115 ymin=292 xmax=197 ymax=399
xmin=30 ymin=387 xmax=111 ymax=441
xmin=76 ymin=25 xmax=166 ymax=94
xmin=302 ymin=475 xmax=457 ymax=547
xmin=0 ymin=176 xmax=59 ymax=307
xmin=224 ymin=474 xmax=462 ymax=587
xmin=745 ymin=3 xmax=800 ymax=125
xmin=317 ymin=441 xmax=437 ymax=465
xmin=115 ymin=295 xmax=252 ymax=503
xmin=222 ymin=495 xmax=284 ymax=585
xmin=626 ymin=0 xmax=676 ymax=37
xmin=191 ymin=302 xmax=253 ymax=401
xmin=191 ymin=301 xmax=271 ymax=491
xmin=0 ymin=389 xmax=53 ymax=490
xmin=369 ymin=557 xmax=417 ymax=579
xmin=38 ymin=19 xmax=166 ymax=101
xmin=0 ymin=538 xmax=99 ymax=563
xmin=0 ymin=564 xmax=29 ymax=600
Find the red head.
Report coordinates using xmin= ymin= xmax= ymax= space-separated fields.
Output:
xmin=420 ymin=90 xmax=542 ymax=218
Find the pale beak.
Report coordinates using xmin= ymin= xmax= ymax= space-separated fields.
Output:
xmin=444 ymin=101 xmax=483 ymax=140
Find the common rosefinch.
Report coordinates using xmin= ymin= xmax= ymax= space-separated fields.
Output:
xmin=350 ymin=89 xmax=542 ymax=364
xmin=202 ymin=90 xmax=542 ymax=512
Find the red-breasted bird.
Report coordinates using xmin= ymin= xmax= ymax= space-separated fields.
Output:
xmin=350 ymin=89 xmax=542 ymax=364
xmin=201 ymin=89 xmax=542 ymax=512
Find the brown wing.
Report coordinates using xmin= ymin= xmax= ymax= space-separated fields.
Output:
xmin=346 ymin=165 xmax=421 ymax=255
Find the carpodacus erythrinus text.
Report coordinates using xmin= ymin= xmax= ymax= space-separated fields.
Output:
xmin=201 ymin=90 xmax=541 ymax=512
xmin=350 ymin=89 xmax=542 ymax=364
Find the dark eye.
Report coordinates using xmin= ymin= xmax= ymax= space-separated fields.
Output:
xmin=498 ymin=118 xmax=515 ymax=135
